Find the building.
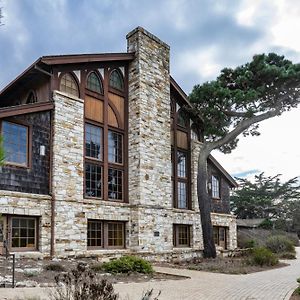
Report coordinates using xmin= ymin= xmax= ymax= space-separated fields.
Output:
xmin=0 ymin=27 xmax=237 ymax=260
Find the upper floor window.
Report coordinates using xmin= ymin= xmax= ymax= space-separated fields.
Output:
xmin=212 ymin=175 xmax=220 ymax=199
xmin=87 ymin=72 xmax=103 ymax=94
xmin=2 ymin=121 xmax=29 ymax=167
xmin=109 ymin=69 xmax=124 ymax=91
xmin=59 ymin=73 xmax=79 ymax=97
xmin=26 ymin=91 xmax=37 ymax=104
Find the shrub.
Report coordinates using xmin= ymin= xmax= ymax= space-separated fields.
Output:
xmin=51 ymin=262 xmax=119 ymax=300
xmin=248 ymin=247 xmax=278 ymax=266
xmin=266 ymin=235 xmax=295 ymax=254
xmin=278 ymin=252 xmax=296 ymax=259
xmin=44 ymin=263 xmax=66 ymax=272
xmin=101 ymin=256 xmax=153 ymax=274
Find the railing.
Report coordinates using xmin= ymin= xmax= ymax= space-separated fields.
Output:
xmin=0 ymin=240 xmax=15 ymax=288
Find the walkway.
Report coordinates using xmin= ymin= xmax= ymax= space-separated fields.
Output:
xmin=1 ymin=247 xmax=300 ymax=300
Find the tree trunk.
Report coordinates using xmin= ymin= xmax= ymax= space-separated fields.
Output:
xmin=197 ymin=151 xmax=216 ymax=258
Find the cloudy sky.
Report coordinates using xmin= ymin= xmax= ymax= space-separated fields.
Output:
xmin=0 ymin=0 xmax=300 ymax=181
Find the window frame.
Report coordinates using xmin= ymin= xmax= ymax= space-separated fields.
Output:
xmin=7 ymin=215 xmax=39 ymax=252
xmin=213 ymin=226 xmax=228 ymax=249
xmin=86 ymin=71 xmax=104 ymax=95
xmin=1 ymin=119 xmax=31 ymax=168
xmin=211 ymin=174 xmax=221 ymax=199
xmin=109 ymin=68 xmax=124 ymax=92
xmin=59 ymin=72 xmax=80 ymax=98
xmin=173 ymin=224 xmax=191 ymax=248
xmin=87 ymin=220 xmax=125 ymax=250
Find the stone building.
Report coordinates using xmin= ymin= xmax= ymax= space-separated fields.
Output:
xmin=0 ymin=27 xmax=237 ymax=260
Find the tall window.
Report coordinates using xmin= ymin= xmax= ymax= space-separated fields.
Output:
xmin=213 ymin=226 xmax=227 ymax=249
xmin=87 ymin=220 xmax=125 ymax=249
xmin=59 ymin=73 xmax=79 ymax=97
xmin=2 ymin=121 xmax=29 ymax=166
xmin=212 ymin=175 xmax=220 ymax=199
xmin=171 ymin=101 xmax=191 ymax=209
xmin=84 ymin=68 xmax=126 ymax=202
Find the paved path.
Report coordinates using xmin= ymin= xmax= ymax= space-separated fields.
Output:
xmin=1 ymin=247 xmax=300 ymax=300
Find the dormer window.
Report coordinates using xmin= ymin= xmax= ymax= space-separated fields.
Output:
xmin=87 ymin=72 xmax=103 ymax=94
xmin=59 ymin=73 xmax=79 ymax=97
xmin=109 ymin=69 xmax=124 ymax=91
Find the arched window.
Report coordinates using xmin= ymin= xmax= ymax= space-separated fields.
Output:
xmin=87 ymin=72 xmax=103 ymax=94
xmin=26 ymin=91 xmax=37 ymax=104
xmin=109 ymin=69 xmax=124 ymax=91
xmin=59 ymin=73 xmax=79 ymax=97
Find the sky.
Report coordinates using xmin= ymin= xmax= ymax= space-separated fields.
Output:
xmin=0 ymin=0 xmax=300 ymax=182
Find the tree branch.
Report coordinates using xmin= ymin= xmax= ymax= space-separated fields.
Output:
xmin=206 ymin=108 xmax=281 ymax=152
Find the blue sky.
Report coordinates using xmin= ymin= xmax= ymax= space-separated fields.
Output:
xmin=1 ymin=0 xmax=300 ymax=180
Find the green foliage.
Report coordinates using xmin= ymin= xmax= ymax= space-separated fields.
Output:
xmin=44 ymin=262 xmax=66 ymax=272
xmin=258 ymin=219 xmax=273 ymax=230
xmin=101 ymin=256 xmax=153 ymax=274
xmin=278 ymin=252 xmax=296 ymax=259
xmin=0 ymin=136 xmax=4 ymax=166
xmin=265 ymin=235 xmax=295 ymax=254
xmin=189 ymin=53 xmax=300 ymax=153
xmin=231 ymin=173 xmax=300 ymax=220
xmin=248 ymin=247 xmax=278 ymax=266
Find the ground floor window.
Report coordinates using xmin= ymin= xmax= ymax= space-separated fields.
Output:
xmin=0 ymin=216 xmax=39 ymax=252
xmin=173 ymin=224 xmax=191 ymax=247
xmin=213 ymin=226 xmax=228 ymax=249
xmin=87 ymin=220 xmax=125 ymax=249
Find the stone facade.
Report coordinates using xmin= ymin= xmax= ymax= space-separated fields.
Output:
xmin=0 ymin=27 xmax=237 ymax=260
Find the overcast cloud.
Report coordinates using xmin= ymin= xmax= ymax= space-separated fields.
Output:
xmin=0 ymin=0 xmax=300 ymax=181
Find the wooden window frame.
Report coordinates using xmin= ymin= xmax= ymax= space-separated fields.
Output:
xmin=86 ymin=71 xmax=104 ymax=95
xmin=211 ymin=174 xmax=221 ymax=200
xmin=83 ymin=66 xmax=128 ymax=203
xmin=6 ymin=215 xmax=39 ymax=252
xmin=0 ymin=119 xmax=32 ymax=169
xmin=87 ymin=220 xmax=125 ymax=250
xmin=173 ymin=224 xmax=191 ymax=248
xmin=171 ymin=100 xmax=192 ymax=210
xmin=109 ymin=68 xmax=124 ymax=92
xmin=59 ymin=72 xmax=80 ymax=98
xmin=213 ymin=226 xmax=228 ymax=249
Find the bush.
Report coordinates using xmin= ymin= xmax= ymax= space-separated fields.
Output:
xmin=51 ymin=262 xmax=119 ymax=300
xmin=44 ymin=263 xmax=66 ymax=272
xmin=101 ymin=256 xmax=153 ymax=274
xmin=266 ymin=235 xmax=295 ymax=254
xmin=278 ymin=252 xmax=296 ymax=259
xmin=248 ymin=247 xmax=278 ymax=266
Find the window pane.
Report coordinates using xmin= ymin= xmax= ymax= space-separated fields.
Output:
xmin=2 ymin=121 xmax=28 ymax=166
xmin=60 ymin=73 xmax=79 ymax=97
xmin=87 ymin=72 xmax=103 ymax=94
xmin=85 ymin=124 xmax=102 ymax=160
xmin=87 ymin=220 xmax=102 ymax=247
xmin=212 ymin=175 xmax=220 ymax=198
xmin=85 ymin=163 xmax=102 ymax=198
xmin=109 ymin=69 xmax=124 ymax=90
xmin=177 ymin=151 xmax=186 ymax=178
xmin=108 ymin=131 xmax=123 ymax=164
xmin=174 ymin=225 xmax=190 ymax=247
xmin=177 ymin=182 xmax=187 ymax=209
xmin=108 ymin=168 xmax=123 ymax=200
xmin=107 ymin=223 xmax=124 ymax=247
xmin=11 ymin=217 xmax=36 ymax=249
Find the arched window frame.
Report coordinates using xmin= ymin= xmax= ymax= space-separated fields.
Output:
xmin=86 ymin=71 xmax=104 ymax=95
xmin=109 ymin=69 xmax=124 ymax=92
xmin=26 ymin=90 xmax=37 ymax=104
xmin=59 ymin=72 xmax=80 ymax=98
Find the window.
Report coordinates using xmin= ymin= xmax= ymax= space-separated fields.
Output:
xmin=87 ymin=72 xmax=103 ymax=94
xmin=59 ymin=73 xmax=79 ymax=97
xmin=213 ymin=226 xmax=227 ymax=249
xmin=173 ymin=224 xmax=191 ymax=247
xmin=212 ymin=175 xmax=220 ymax=199
xmin=85 ymin=124 xmax=102 ymax=160
xmin=26 ymin=91 xmax=37 ymax=104
xmin=108 ymin=130 xmax=122 ymax=164
xmin=87 ymin=220 xmax=125 ymax=249
xmin=109 ymin=69 xmax=124 ymax=91
xmin=85 ymin=163 xmax=102 ymax=198
xmin=2 ymin=121 xmax=29 ymax=166
xmin=9 ymin=216 xmax=38 ymax=251
xmin=108 ymin=168 xmax=123 ymax=200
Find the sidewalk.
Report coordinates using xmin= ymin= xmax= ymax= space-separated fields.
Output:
xmin=1 ymin=247 xmax=300 ymax=300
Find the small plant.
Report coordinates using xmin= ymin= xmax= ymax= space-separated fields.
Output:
xmin=248 ymin=247 xmax=278 ymax=266
xmin=244 ymin=239 xmax=256 ymax=248
xmin=101 ymin=256 xmax=153 ymax=274
xmin=51 ymin=262 xmax=119 ymax=300
xmin=296 ymin=278 xmax=300 ymax=295
xmin=44 ymin=262 xmax=66 ymax=272
xmin=266 ymin=235 xmax=295 ymax=254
